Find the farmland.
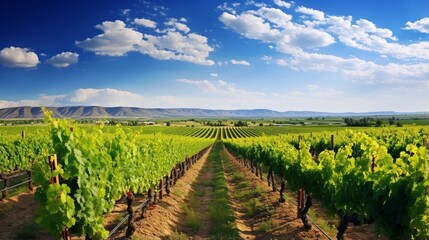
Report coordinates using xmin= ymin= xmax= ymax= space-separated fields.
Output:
xmin=0 ymin=112 xmax=428 ymax=239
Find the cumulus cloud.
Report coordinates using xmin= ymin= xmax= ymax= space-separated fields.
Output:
xmin=230 ymin=59 xmax=250 ymax=65
xmin=141 ymin=31 xmax=214 ymax=65
xmin=0 ymin=46 xmax=39 ymax=67
xmin=217 ymin=2 xmax=238 ymax=14
xmin=210 ymin=73 xmax=218 ymax=77
xmin=326 ymin=16 xmax=429 ymax=60
xmin=275 ymin=51 xmax=429 ymax=84
xmin=0 ymin=84 xmax=428 ymax=112
xmin=134 ymin=18 xmax=157 ymax=28
xmin=273 ymin=0 xmax=292 ymax=8
xmin=296 ymin=6 xmax=325 ymax=21
xmin=219 ymin=8 xmax=334 ymax=53
xmin=404 ymin=17 xmax=429 ymax=34
xmin=177 ymin=78 xmax=265 ymax=96
xmin=0 ymin=88 xmax=182 ymax=109
xmin=165 ymin=18 xmax=190 ymax=33
xmin=46 ymin=52 xmax=79 ymax=68
xmin=76 ymin=20 xmax=143 ymax=56
xmin=76 ymin=19 xmax=214 ymax=65
xmin=219 ymin=3 xmax=429 ymax=61
xmin=64 ymin=88 xmax=144 ymax=106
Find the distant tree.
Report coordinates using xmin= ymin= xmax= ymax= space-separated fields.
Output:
xmin=166 ymin=121 xmax=171 ymax=126
xmin=375 ymin=119 xmax=383 ymax=127
xmin=259 ymin=123 xmax=263 ymax=127
xmin=396 ymin=122 xmax=403 ymax=127
xmin=234 ymin=120 xmax=247 ymax=127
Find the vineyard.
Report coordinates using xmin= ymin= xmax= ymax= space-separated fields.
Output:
xmin=0 ymin=113 xmax=428 ymax=240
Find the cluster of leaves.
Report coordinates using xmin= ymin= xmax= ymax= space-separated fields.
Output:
xmin=0 ymin=133 xmax=52 ymax=173
xmin=34 ymin=109 xmax=213 ymax=239
xmin=224 ymin=131 xmax=429 ymax=239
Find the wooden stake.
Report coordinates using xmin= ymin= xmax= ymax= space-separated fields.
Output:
xmin=48 ymin=154 xmax=70 ymax=240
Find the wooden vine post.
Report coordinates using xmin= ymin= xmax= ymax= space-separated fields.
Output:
xmin=331 ymin=134 xmax=334 ymax=150
xmin=297 ymin=189 xmax=305 ymax=219
xmin=0 ymin=173 xmax=8 ymax=200
xmin=125 ymin=191 xmax=135 ymax=237
xmin=297 ymin=136 xmax=305 ymax=218
xmin=49 ymin=154 xmax=71 ymax=240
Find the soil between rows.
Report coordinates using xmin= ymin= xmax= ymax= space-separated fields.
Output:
xmin=0 ymin=143 xmax=385 ymax=240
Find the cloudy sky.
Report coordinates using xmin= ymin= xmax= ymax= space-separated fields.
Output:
xmin=1 ymin=0 xmax=428 ymax=112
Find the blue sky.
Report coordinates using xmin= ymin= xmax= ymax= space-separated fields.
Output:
xmin=0 ymin=0 xmax=428 ymax=112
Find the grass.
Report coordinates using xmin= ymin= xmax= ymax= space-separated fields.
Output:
xmin=242 ymin=198 xmax=271 ymax=217
xmin=169 ymin=231 xmax=188 ymax=240
xmin=231 ymin=172 xmax=244 ymax=182
xmin=180 ymin=187 xmax=202 ymax=233
xmin=221 ymin=144 xmax=273 ymax=220
xmin=208 ymin=141 xmax=240 ymax=239
xmin=172 ymin=188 xmax=184 ymax=198
xmin=258 ymin=220 xmax=278 ymax=232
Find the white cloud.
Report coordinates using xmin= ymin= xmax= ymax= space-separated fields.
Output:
xmin=210 ymin=73 xmax=218 ymax=77
xmin=76 ymin=20 xmax=143 ymax=56
xmin=253 ymin=7 xmax=293 ymax=27
xmin=0 ymin=89 xmax=176 ymax=108
xmin=134 ymin=18 xmax=157 ymax=28
xmin=46 ymin=52 xmax=79 ymax=68
xmin=217 ymin=2 xmax=237 ymax=14
xmin=176 ymin=79 xmax=218 ymax=92
xmin=165 ymin=18 xmax=190 ymax=33
xmin=64 ymin=88 xmax=144 ymax=106
xmin=0 ymin=46 xmax=39 ymax=68
xmin=1 ymin=84 xmax=428 ymax=112
xmin=121 ymin=9 xmax=131 ymax=16
xmin=230 ymin=59 xmax=250 ymax=65
xmin=273 ymin=0 xmax=292 ymax=9
xmin=220 ymin=4 xmax=429 ymax=62
xmin=76 ymin=19 xmax=214 ymax=65
xmin=326 ymin=16 xmax=429 ymax=60
xmin=219 ymin=9 xmax=334 ymax=52
xmin=141 ymin=31 xmax=214 ymax=65
xmin=219 ymin=12 xmax=281 ymax=42
xmin=404 ymin=17 xmax=429 ymax=34
xmin=275 ymin=51 xmax=429 ymax=84
xmin=177 ymin=78 xmax=265 ymax=96
xmin=296 ymin=6 xmax=325 ymax=21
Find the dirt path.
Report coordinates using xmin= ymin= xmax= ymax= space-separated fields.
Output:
xmin=224 ymin=145 xmax=385 ymax=240
xmin=223 ymin=145 xmax=327 ymax=240
xmin=0 ymin=191 xmax=55 ymax=240
xmin=108 ymin=147 xmax=214 ymax=239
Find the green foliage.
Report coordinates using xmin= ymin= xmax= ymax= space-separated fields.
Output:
xmin=209 ymin=142 xmax=240 ymax=239
xmin=34 ymin=108 xmax=213 ymax=239
xmin=224 ymin=129 xmax=429 ymax=239
xmin=258 ymin=220 xmax=277 ymax=232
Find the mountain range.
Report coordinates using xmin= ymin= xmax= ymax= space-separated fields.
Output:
xmin=0 ymin=106 xmax=427 ymax=119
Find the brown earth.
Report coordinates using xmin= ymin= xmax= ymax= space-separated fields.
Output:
xmin=0 ymin=143 xmax=385 ymax=240
xmin=0 ymin=191 xmax=55 ymax=240
xmin=107 ymin=146 xmax=214 ymax=240
xmin=224 ymin=145 xmax=385 ymax=240
xmin=223 ymin=146 xmax=327 ymax=240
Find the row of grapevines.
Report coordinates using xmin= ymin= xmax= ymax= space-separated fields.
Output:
xmin=224 ymin=131 xmax=429 ymax=239
xmin=276 ymin=127 xmax=428 ymax=159
xmin=0 ymin=134 xmax=52 ymax=173
xmin=34 ymin=110 xmax=213 ymax=239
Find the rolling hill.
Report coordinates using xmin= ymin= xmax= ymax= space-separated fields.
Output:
xmin=0 ymin=106 xmax=426 ymax=119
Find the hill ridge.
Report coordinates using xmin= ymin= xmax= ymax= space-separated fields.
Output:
xmin=0 ymin=106 xmax=426 ymax=119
